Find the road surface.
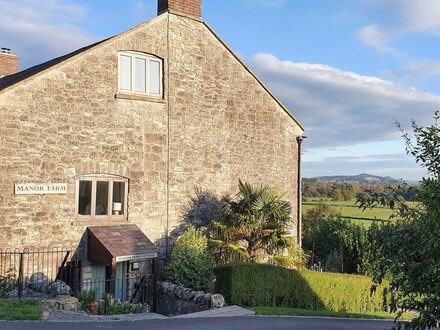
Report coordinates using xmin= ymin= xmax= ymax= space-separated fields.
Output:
xmin=0 ymin=316 xmax=398 ymax=330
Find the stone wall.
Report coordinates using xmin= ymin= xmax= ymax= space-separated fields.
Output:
xmin=157 ymin=281 xmax=225 ymax=316
xmin=0 ymin=15 xmax=169 ymax=251
xmin=0 ymin=12 xmax=303 ymax=259
xmin=166 ymin=14 xmax=303 ymax=246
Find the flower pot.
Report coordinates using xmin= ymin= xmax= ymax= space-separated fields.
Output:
xmin=88 ymin=301 xmax=99 ymax=315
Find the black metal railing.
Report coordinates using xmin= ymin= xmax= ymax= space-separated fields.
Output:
xmin=80 ymin=274 xmax=154 ymax=305
xmin=0 ymin=248 xmax=156 ymax=309
xmin=0 ymin=247 xmax=80 ymax=297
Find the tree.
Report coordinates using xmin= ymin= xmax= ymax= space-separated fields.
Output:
xmin=371 ymin=112 xmax=440 ymax=329
xmin=330 ymin=188 xmax=344 ymax=203
xmin=209 ymin=180 xmax=306 ymax=269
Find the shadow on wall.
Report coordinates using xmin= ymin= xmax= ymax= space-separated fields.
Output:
xmin=181 ymin=187 xmax=225 ymax=230
xmin=155 ymin=187 xmax=225 ymax=266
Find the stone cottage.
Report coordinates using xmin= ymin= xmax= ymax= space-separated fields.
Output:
xmin=0 ymin=0 xmax=304 ymax=292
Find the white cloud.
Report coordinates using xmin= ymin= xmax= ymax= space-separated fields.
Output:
xmin=251 ymin=53 xmax=440 ymax=149
xmin=358 ymin=0 xmax=440 ymax=55
xmin=0 ymin=0 xmax=96 ymax=69
xmin=362 ymin=0 xmax=440 ymax=34
xmin=402 ymin=59 xmax=440 ymax=78
xmin=357 ymin=25 xmax=401 ymax=57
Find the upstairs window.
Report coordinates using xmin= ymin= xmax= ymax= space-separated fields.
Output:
xmin=118 ymin=51 xmax=162 ymax=96
xmin=76 ymin=175 xmax=128 ymax=220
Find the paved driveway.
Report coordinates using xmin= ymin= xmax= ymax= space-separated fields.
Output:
xmin=0 ymin=316 xmax=398 ymax=330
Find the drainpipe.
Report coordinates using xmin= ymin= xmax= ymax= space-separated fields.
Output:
xmin=296 ymin=135 xmax=306 ymax=247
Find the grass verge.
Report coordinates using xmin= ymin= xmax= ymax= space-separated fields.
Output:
xmin=249 ymin=306 xmax=414 ymax=321
xmin=0 ymin=299 xmax=44 ymax=320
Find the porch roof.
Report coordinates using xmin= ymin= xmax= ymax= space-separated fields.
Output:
xmin=87 ymin=225 xmax=158 ymax=265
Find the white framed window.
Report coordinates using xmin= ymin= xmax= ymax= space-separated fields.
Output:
xmin=118 ymin=51 xmax=163 ymax=97
xmin=76 ymin=175 xmax=128 ymax=220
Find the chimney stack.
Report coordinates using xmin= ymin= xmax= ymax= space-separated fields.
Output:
xmin=0 ymin=48 xmax=19 ymax=78
xmin=158 ymin=0 xmax=202 ymax=18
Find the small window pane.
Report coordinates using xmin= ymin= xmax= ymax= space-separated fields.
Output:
xmin=112 ymin=182 xmax=125 ymax=215
xmin=135 ymin=58 xmax=146 ymax=93
xmin=96 ymin=181 xmax=109 ymax=215
xmin=149 ymin=60 xmax=161 ymax=95
xmin=78 ymin=181 xmax=92 ymax=215
xmin=120 ymin=55 xmax=132 ymax=91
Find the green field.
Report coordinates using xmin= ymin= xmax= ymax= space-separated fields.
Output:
xmin=303 ymin=198 xmax=417 ymax=227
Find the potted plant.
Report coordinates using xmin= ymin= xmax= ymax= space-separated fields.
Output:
xmin=78 ymin=290 xmax=99 ymax=315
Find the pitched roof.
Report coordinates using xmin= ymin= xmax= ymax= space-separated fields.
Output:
xmin=0 ymin=39 xmax=109 ymax=92
xmin=87 ymin=225 xmax=158 ymax=265
xmin=0 ymin=12 xmax=303 ymax=130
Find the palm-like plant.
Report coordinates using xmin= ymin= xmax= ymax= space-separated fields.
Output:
xmin=209 ymin=180 xmax=307 ymax=268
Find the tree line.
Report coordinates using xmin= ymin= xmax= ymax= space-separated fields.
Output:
xmin=303 ymin=181 xmax=419 ymax=202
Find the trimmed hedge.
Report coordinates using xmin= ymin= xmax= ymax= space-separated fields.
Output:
xmin=214 ymin=263 xmax=389 ymax=313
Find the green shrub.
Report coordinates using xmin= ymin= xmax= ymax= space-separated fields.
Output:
xmin=78 ymin=290 xmax=98 ymax=311
xmin=302 ymin=215 xmax=371 ymax=274
xmin=0 ymin=268 xmax=16 ymax=298
xmin=167 ymin=226 xmax=215 ymax=292
xmin=104 ymin=304 xmax=134 ymax=315
xmin=215 ymin=263 xmax=389 ymax=313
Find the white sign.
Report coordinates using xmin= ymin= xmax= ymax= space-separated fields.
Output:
xmin=115 ymin=253 xmax=157 ymax=262
xmin=14 ymin=183 xmax=68 ymax=195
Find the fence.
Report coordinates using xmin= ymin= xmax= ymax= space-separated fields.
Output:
xmin=0 ymin=247 xmax=80 ymax=297
xmin=81 ymin=273 xmax=154 ymax=305
xmin=0 ymin=248 xmax=156 ymax=309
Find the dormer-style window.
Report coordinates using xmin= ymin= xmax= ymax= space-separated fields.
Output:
xmin=118 ymin=51 xmax=162 ymax=97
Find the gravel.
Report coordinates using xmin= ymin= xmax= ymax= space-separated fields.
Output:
xmin=45 ymin=309 xmax=168 ymax=322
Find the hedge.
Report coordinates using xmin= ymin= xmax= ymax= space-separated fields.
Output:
xmin=214 ymin=263 xmax=389 ymax=313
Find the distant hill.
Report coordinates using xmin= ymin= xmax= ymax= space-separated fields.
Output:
xmin=303 ymin=173 xmax=403 ymax=185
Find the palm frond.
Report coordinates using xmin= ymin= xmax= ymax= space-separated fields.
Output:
xmin=209 ymin=238 xmax=250 ymax=263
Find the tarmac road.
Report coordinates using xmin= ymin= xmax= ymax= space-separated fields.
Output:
xmin=0 ymin=316 xmax=397 ymax=330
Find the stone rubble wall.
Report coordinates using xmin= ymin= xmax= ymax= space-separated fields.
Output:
xmin=157 ymin=281 xmax=225 ymax=316
xmin=0 ymin=12 xmax=303 ymax=261
xmin=0 ymin=15 xmax=169 ymax=251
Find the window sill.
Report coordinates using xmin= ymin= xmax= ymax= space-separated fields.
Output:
xmin=71 ymin=219 xmax=129 ymax=226
xmin=115 ymin=92 xmax=165 ymax=103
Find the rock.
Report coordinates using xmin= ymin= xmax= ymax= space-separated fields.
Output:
xmin=141 ymin=304 xmax=150 ymax=313
xmin=194 ymin=293 xmax=210 ymax=306
xmin=182 ymin=288 xmax=195 ymax=300
xmin=210 ymin=294 xmax=225 ymax=308
xmin=28 ymin=272 xmax=50 ymax=292
xmin=46 ymin=280 xmax=71 ymax=296
xmin=44 ymin=296 xmax=78 ymax=311
xmin=175 ymin=286 xmax=186 ymax=299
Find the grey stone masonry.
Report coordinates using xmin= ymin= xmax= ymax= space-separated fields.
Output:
xmin=0 ymin=10 xmax=303 ymax=256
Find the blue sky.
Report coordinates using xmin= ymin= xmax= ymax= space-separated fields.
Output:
xmin=1 ymin=0 xmax=439 ymax=180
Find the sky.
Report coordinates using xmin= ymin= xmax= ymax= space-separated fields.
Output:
xmin=1 ymin=0 xmax=439 ymax=181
